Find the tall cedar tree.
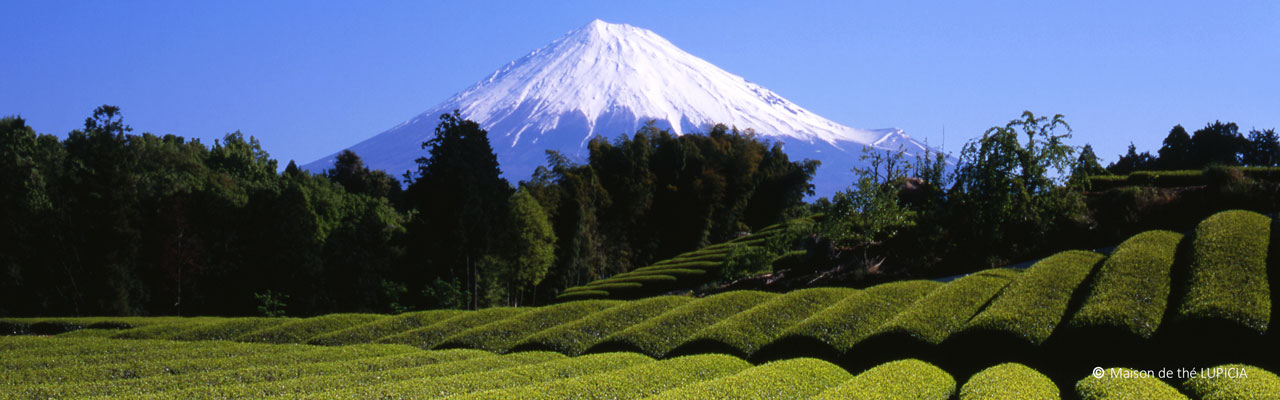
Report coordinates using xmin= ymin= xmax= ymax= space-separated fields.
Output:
xmin=405 ymin=111 xmax=513 ymax=309
xmin=1157 ymin=125 xmax=1193 ymax=170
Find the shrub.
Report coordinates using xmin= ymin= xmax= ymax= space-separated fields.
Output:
xmin=2 ymin=339 xmax=416 ymax=387
xmin=1075 ymin=368 xmax=1188 ymax=399
xmin=236 ymin=313 xmax=386 ymax=344
xmin=112 ymin=318 xmax=232 ymax=340
xmin=966 ymin=250 xmax=1104 ymax=345
xmin=555 ymin=290 xmax=611 ymax=300
xmin=959 ymin=363 xmax=1059 ymax=400
xmin=876 ymin=269 xmax=1020 ymax=344
xmin=307 ymin=309 xmax=462 ymax=346
xmin=685 ymin=287 xmax=856 ymax=356
xmin=515 ymin=296 xmax=694 ymax=355
xmin=318 ymin=352 xmax=642 ymax=399
xmin=578 ymin=282 xmax=644 ymax=292
xmin=18 ymin=346 xmax=489 ymax=398
xmin=163 ymin=317 xmax=290 ymax=341
xmin=813 ymin=359 xmax=956 ymax=400
xmin=778 ymin=280 xmax=941 ymax=353
xmin=1177 ymin=210 xmax=1272 ymax=333
xmin=1182 ymin=364 xmax=1280 ymax=400
xmin=377 ymin=307 xmax=526 ymax=349
xmin=594 ymin=290 xmax=778 ymax=357
xmin=649 ymin=358 xmax=852 ymax=399
xmin=1069 ymin=230 xmax=1183 ymax=338
xmin=435 ymin=300 xmax=620 ymax=352
xmin=461 ymin=354 xmax=749 ymax=399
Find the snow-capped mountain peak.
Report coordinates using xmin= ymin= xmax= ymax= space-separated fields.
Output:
xmin=305 ymin=19 xmax=937 ymax=197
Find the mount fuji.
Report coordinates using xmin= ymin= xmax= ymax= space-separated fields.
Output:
xmin=304 ymin=19 xmax=939 ymax=197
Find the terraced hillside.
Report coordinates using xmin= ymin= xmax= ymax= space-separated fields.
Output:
xmin=555 ymin=218 xmax=801 ymax=301
xmin=4 ymin=336 xmax=1279 ymax=399
xmin=4 ymin=209 xmax=1278 ymax=397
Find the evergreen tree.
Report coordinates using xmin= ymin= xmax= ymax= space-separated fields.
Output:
xmin=404 ymin=111 xmax=513 ymax=310
xmin=1070 ymin=144 xmax=1107 ymax=180
xmin=1157 ymin=125 xmax=1193 ymax=170
xmin=1107 ymin=143 xmax=1157 ymax=175
xmin=1189 ymin=121 xmax=1246 ymax=167
xmin=325 ymin=149 xmax=402 ymax=201
xmin=1242 ymin=128 xmax=1280 ymax=167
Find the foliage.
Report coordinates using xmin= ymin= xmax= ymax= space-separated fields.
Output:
xmin=949 ymin=111 xmax=1084 ymax=267
xmin=650 ymin=358 xmax=853 ymax=400
xmin=814 ymin=359 xmax=956 ymax=400
xmin=436 ymin=300 xmax=619 ymax=352
xmin=307 ymin=309 xmax=462 ymax=346
xmin=1069 ymin=230 xmax=1183 ymax=338
xmin=875 ymin=268 xmax=1019 ymax=344
xmin=464 ymin=354 xmax=748 ymax=400
xmin=965 ymin=250 xmax=1104 ymax=344
xmin=1075 ymin=368 xmax=1189 ymax=400
xmin=253 ymin=290 xmax=289 ymax=317
xmin=959 ymin=363 xmax=1060 ymax=400
xmin=1182 ymin=364 xmax=1280 ymax=400
xmin=514 ymin=296 xmax=694 ymax=355
xmin=376 ymin=307 xmax=527 ymax=349
xmin=234 ymin=313 xmax=385 ymax=344
xmin=685 ymin=287 xmax=855 ymax=356
xmin=595 ymin=290 xmax=777 ymax=357
xmin=1176 ymin=210 xmax=1272 ymax=332
xmin=777 ymin=280 xmax=940 ymax=352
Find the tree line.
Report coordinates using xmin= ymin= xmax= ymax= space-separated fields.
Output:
xmin=0 ymin=107 xmax=815 ymax=317
xmin=809 ymin=112 xmax=1280 ymax=281
xmin=1105 ymin=121 xmax=1279 ymax=174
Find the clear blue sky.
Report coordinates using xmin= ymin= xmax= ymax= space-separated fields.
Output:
xmin=3 ymin=1 xmax=1277 ymax=169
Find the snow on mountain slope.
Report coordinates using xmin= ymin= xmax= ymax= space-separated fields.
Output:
xmin=304 ymin=19 xmax=939 ymax=197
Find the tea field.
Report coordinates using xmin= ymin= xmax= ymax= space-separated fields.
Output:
xmin=4 ymin=210 xmax=1279 ymax=398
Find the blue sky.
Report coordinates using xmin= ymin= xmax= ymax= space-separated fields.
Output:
xmin=3 ymin=1 xmax=1277 ymax=169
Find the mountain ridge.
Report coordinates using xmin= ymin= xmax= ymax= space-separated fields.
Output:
xmin=305 ymin=19 xmax=938 ymax=196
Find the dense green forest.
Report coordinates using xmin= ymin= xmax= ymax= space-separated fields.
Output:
xmin=0 ymin=107 xmax=815 ymax=317
xmin=3 ymin=107 xmax=1277 ymax=317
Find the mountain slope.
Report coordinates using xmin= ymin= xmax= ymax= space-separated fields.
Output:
xmin=305 ymin=19 xmax=938 ymax=196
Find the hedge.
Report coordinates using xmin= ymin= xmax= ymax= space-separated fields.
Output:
xmin=876 ymin=268 xmax=1020 ymax=344
xmin=594 ymin=290 xmax=778 ymax=357
xmin=959 ymin=363 xmax=1060 ymax=400
xmin=1182 ymin=364 xmax=1280 ymax=400
xmin=648 ymin=358 xmax=852 ymax=399
xmin=555 ymin=290 xmax=611 ymax=300
xmin=514 ymin=296 xmax=694 ymax=355
xmin=461 ymin=354 xmax=749 ymax=400
xmin=779 ymin=280 xmax=941 ymax=353
xmin=377 ymin=307 xmax=526 ymax=349
xmin=311 ymin=352 xmax=641 ymax=399
xmin=167 ymin=317 xmax=292 ymax=341
xmin=235 ymin=313 xmax=386 ymax=344
xmin=307 ymin=309 xmax=462 ymax=346
xmin=17 ymin=347 xmax=486 ymax=398
xmin=435 ymin=300 xmax=620 ymax=352
xmin=966 ymin=250 xmax=1104 ymax=344
xmin=111 ymin=318 xmax=234 ymax=340
xmin=1076 ymin=368 xmax=1189 ymax=399
xmin=685 ymin=287 xmax=856 ymax=356
xmin=1176 ymin=210 xmax=1272 ymax=333
xmin=2 ymin=340 xmax=415 ymax=386
xmin=1070 ymin=230 xmax=1184 ymax=338
xmin=813 ymin=359 xmax=956 ymax=400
